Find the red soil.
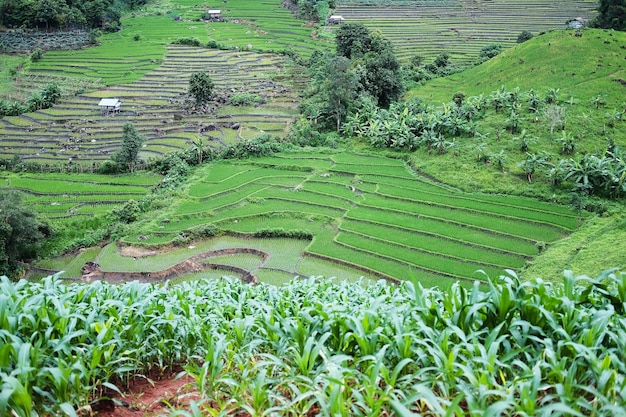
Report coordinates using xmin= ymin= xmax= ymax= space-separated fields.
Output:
xmin=91 ymin=372 xmax=199 ymax=417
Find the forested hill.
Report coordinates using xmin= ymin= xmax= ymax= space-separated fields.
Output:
xmin=0 ymin=0 xmax=148 ymax=30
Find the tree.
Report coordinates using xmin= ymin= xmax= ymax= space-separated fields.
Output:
xmin=335 ymin=23 xmax=372 ymax=59
xmin=363 ymin=49 xmax=403 ymax=108
xmin=325 ymin=56 xmax=359 ymax=132
xmin=113 ymin=122 xmax=144 ymax=173
xmin=518 ymin=152 xmax=551 ymax=182
xmin=478 ymin=44 xmax=503 ymax=62
xmin=0 ymin=188 xmax=46 ymax=278
xmin=517 ymin=30 xmax=534 ymax=43
xmin=592 ymin=0 xmax=626 ymax=30
xmin=189 ymin=72 xmax=215 ymax=105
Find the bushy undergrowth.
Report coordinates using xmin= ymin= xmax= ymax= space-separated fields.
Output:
xmin=254 ymin=227 xmax=313 ymax=239
xmin=1 ymin=270 xmax=625 ymax=415
xmin=0 ymin=83 xmax=61 ymax=117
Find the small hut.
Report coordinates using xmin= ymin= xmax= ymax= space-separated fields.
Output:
xmin=327 ymin=15 xmax=345 ymax=25
xmin=98 ymin=98 xmax=121 ymax=115
xmin=567 ymin=17 xmax=586 ymax=29
xmin=208 ymin=10 xmax=223 ymax=21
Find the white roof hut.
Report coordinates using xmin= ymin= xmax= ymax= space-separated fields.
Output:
xmin=327 ymin=15 xmax=345 ymax=24
xmin=98 ymin=98 xmax=121 ymax=115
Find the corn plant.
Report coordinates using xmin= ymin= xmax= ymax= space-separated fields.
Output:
xmin=1 ymin=269 xmax=626 ymax=415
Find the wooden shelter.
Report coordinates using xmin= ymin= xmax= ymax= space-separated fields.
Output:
xmin=567 ymin=17 xmax=586 ymax=29
xmin=98 ymin=98 xmax=121 ymax=115
xmin=208 ymin=10 xmax=223 ymax=21
xmin=327 ymin=15 xmax=345 ymax=25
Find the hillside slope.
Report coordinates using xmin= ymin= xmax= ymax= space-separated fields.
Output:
xmin=405 ymin=28 xmax=626 ymax=281
xmin=409 ymin=28 xmax=626 ymax=105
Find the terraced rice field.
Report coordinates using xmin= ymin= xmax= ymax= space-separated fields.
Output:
xmin=67 ymin=151 xmax=581 ymax=287
xmin=333 ymin=0 xmax=597 ymax=62
xmin=1 ymin=172 xmax=160 ymax=220
xmin=0 ymin=46 xmax=298 ymax=164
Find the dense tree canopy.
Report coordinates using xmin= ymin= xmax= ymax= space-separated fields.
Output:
xmin=284 ymin=0 xmax=333 ymax=21
xmin=0 ymin=188 xmax=46 ymax=278
xmin=335 ymin=23 xmax=373 ymax=59
xmin=593 ymin=0 xmax=626 ymax=30
xmin=363 ymin=49 xmax=403 ymax=108
xmin=298 ymin=22 xmax=403 ymax=135
xmin=0 ymin=0 xmax=147 ymax=30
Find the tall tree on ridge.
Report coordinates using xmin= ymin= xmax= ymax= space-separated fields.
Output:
xmin=113 ymin=123 xmax=144 ymax=173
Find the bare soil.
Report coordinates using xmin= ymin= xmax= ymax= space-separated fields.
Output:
xmin=92 ymin=372 xmax=198 ymax=417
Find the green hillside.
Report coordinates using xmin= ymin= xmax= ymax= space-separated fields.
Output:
xmin=408 ymin=28 xmax=626 ymax=105
xmin=403 ymin=29 xmax=626 ymax=280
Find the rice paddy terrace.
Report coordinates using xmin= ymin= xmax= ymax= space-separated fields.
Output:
xmin=333 ymin=0 xmax=597 ymax=62
xmin=0 ymin=171 xmax=161 ymax=220
xmin=39 ymin=152 xmax=581 ymax=287
xmin=0 ymin=46 xmax=298 ymax=164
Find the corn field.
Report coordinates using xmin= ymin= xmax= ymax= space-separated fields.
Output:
xmin=1 ymin=270 xmax=625 ymax=416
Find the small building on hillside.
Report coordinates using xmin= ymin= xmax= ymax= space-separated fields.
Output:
xmin=208 ymin=10 xmax=223 ymax=21
xmin=98 ymin=98 xmax=121 ymax=115
xmin=567 ymin=17 xmax=586 ymax=29
xmin=327 ymin=15 xmax=345 ymax=25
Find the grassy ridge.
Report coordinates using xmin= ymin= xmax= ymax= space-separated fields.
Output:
xmin=409 ymin=29 xmax=626 ymax=105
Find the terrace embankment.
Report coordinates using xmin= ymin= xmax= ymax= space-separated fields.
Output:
xmin=81 ymin=247 xmax=268 ymax=284
xmin=0 ymin=46 xmax=300 ymax=164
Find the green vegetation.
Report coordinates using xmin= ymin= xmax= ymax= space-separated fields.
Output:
xmin=1 ymin=271 xmax=626 ymax=415
xmin=101 ymin=153 xmax=580 ymax=286
xmin=592 ymin=0 xmax=626 ymax=30
xmin=188 ymin=72 xmax=214 ymax=105
xmin=0 ymin=0 xmax=148 ymax=30
xmin=0 ymin=188 xmax=48 ymax=276
xmin=1 ymin=0 xmax=626 ymax=414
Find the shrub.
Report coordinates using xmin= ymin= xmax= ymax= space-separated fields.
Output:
xmin=30 ymin=48 xmax=43 ymax=62
xmin=478 ymin=44 xmax=503 ymax=62
xmin=97 ymin=160 xmax=119 ymax=174
xmin=110 ymin=200 xmax=141 ymax=224
xmin=104 ymin=21 xmax=121 ymax=33
xmin=409 ymin=54 xmax=425 ymax=69
xmin=229 ymin=93 xmax=263 ymax=106
xmin=173 ymin=37 xmax=202 ymax=47
xmin=517 ymin=30 xmax=534 ymax=43
xmin=220 ymin=133 xmax=285 ymax=159
xmin=188 ymin=224 xmax=219 ymax=238
xmin=287 ymin=117 xmax=324 ymax=147
xmin=452 ymin=92 xmax=466 ymax=107
xmin=253 ymin=228 xmax=312 ymax=239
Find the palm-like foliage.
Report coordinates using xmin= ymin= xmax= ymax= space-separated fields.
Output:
xmin=556 ymin=131 xmax=576 ymax=154
xmin=518 ymin=151 xmax=552 ymax=182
